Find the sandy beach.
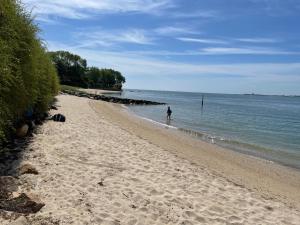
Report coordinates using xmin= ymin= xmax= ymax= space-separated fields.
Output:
xmin=79 ymin=88 xmax=122 ymax=95
xmin=2 ymin=94 xmax=300 ymax=225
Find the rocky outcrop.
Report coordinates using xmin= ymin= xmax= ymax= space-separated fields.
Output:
xmin=62 ymin=90 xmax=165 ymax=105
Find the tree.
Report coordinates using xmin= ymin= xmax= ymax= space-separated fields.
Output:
xmin=49 ymin=51 xmax=87 ymax=87
xmin=85 ymin=67 xmax=102 ymax=88
xmin=85 ymin=68 xmax=126 ymax=90
xmin=48 ymin=51 xmax=126 ymax=90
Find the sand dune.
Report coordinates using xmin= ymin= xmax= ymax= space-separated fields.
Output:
xmin=2 ymin=94 xmax=300 ymax=225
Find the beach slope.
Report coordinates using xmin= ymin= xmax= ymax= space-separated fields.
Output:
xmin=2 ymin=94 xmax=300 ymax=225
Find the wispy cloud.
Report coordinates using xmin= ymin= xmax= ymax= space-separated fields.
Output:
xmin=177 ymin=37 xmax=228 ymax=45
xmin=72 ymin=25 xmax=202 ymax=48
xmin=60 ymin=35 xmax=300 ymax=56
xmin=23 ymin=0 xmax=174 ymax=20
xmin=117 ymin=47 xmax=299 ymax=56
xmin=170 ymin=10 xmax=218 ymax=19
xmin=236 ymin=38 xmax=280 ymax=43
xmin=199 ymin=47 xmax=299 ymax=55
xmin=154 ymin=26 xmax=200 ymax=36
xmin=248 ymin=0 xmax=300 ymax=16
xmin=74 ymin=28 xmax=154 ymax=47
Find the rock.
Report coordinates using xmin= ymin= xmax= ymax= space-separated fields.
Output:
xmin=16 ymin=124 xmax=29 ymax=138
xmin=52 ymin=114 xmax=66 ymax=122
xmin=10 ymin=216 xmax=28 ymax=225
xmin=0 ymin=176 xmax=18 ymax=199
xmin=0 ymin=193 xmax=45 ymax=214
xmin=18 ymin=164 xmax=38 ymax=175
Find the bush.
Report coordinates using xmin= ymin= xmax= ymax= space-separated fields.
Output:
xmin=0 ymin=0 xmax=59 ymax=144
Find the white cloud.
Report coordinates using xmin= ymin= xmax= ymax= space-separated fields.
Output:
xmin=22 ymin=0 xmax=173 ymax=19
xmin=72 ymin=25 xmax=200 ymax=48
xmin=154 ymin=26 xmax=200 ymax=36
xmin=199 ymin=47 xmax=299 ymax=55
xmin=177 ymin=37 xmax=228 ymax=44
xmin=74 ymin=29 xmax=154 ymax=47
xmin=236 ymin=38 xmax=280 ymax=43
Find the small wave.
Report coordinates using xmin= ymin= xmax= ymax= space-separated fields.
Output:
xmin=121 ymin=104 xmax=129 ymax=109
xmin=171 ymin=124 xmax=294 ymax=165
xmin=139 ymin=117 xmax=178 ymax=129
xmin=178 ymin=128 xmax=205 ymax=138
xmin=125 ymin=108 xmax=300 ymax=169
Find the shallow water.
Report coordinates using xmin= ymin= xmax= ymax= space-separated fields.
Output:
xmin=109 ymin=89 xmax=300 ymax=169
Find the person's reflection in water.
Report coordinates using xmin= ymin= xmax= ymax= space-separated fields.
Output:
xmin=166 ymin=118 xmax=171 ymax=125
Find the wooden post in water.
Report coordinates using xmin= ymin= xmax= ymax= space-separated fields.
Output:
xmin=201 ymin=95 xmax=204 ymax=108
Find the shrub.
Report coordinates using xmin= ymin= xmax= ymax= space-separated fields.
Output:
xmin=0 ymin=0 xmax=59 ymax=144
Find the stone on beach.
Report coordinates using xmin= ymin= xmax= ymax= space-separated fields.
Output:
xmin=0 ymin=176 xmax=19 ymax=199
xmin=18 ymin=164 xmax=38 ymax=175
xmin=15 ymin=125 xmax=29 ymax=138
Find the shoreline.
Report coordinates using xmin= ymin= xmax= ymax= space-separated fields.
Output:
xmin=1 ymin=94 xmax=299 ymax=224
xmin=90 ymin=99 xmax=300 ymax=209
xmin=128 ymin=110 xmax=300 ymax=171
xmin=122 ymin=108 xmax=293 ymax=167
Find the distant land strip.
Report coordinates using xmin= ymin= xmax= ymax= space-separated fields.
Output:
xmin=61 ymin=89 xmax=165 ymax=105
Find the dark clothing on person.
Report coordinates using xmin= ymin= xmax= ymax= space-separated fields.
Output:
xmin=167 ymin=107 xmax=172 ymax=119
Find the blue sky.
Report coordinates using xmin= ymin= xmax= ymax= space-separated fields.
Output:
xmin=23 ymin=0 xmax=300 ymax=95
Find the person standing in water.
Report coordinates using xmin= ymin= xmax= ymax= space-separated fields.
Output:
xmin=167 ymin=106 xmax=172 ymax=120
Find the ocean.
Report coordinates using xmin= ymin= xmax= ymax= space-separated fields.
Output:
xmin=108 ymin=89 xmax=300 ymax=169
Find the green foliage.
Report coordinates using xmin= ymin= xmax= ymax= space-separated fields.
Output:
xmin=48 ymin=51 xmax=87 ymax=87
xmin=49 ymin=51 xmax=126 ymax=90
xmin=0 ymin=0 xmax=59 ymax=144
xmin=85 ymin=67 xmax=126 ymax=90
xmin=60 ymin=85 xmax=80 ymax=92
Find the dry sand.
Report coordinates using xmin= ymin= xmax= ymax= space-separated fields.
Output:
xmin=2 ymin=94 xmax=300 ymax=225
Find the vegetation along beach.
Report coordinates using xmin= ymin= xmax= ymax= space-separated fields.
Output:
xmin=1 ymin=0 xmax=300 ymax=225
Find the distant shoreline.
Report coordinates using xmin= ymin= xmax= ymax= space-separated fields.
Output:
xmin=124 ymin=88 xmax=300 ymax=97
xmin=79 ymin=88 xmax=122 ymax=95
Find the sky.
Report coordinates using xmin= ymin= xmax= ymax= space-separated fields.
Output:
xmin=22 ymin=0 xmax=300 ymax=95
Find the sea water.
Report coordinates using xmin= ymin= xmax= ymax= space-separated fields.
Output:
xmin=109 ymin=90 xmax=300 ymax=169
